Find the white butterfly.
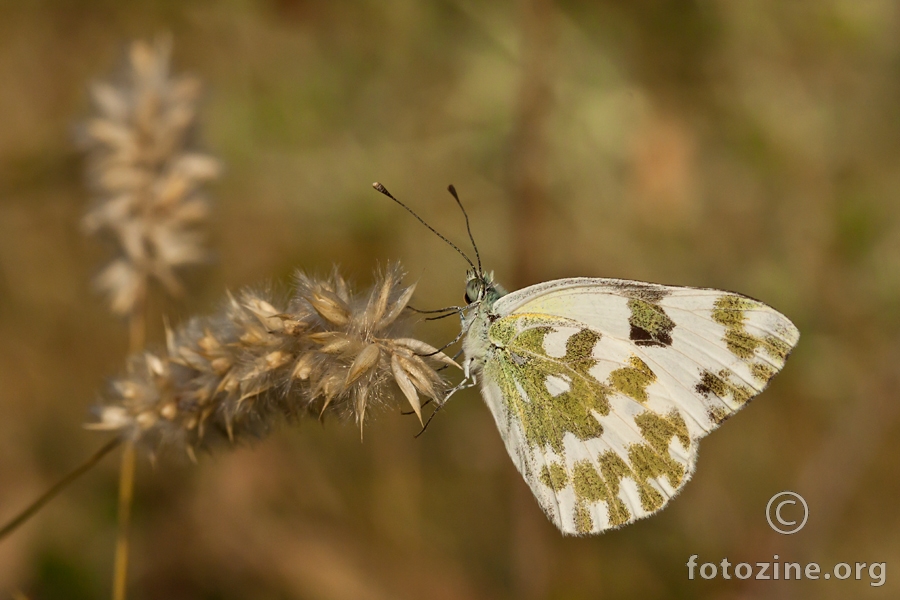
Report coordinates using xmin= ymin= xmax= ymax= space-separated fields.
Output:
xmin=457 ymin=271 xmax=799 ymax=535
xmin=372 ymin=182 xmax=800 ymax=536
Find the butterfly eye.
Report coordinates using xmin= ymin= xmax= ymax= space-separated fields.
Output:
xmin=465 ymin=280 xmax=480 ymax=304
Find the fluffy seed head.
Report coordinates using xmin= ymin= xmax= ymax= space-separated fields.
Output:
xmin=87 ymin=264 xmax=459 ymax=455
xmin=81 ymin=36 xmax=221 ymax=315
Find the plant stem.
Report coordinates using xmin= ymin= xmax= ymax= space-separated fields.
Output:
xmin=112 ymin=441 xmax=136 ymax=600
xmin=0 ymin=438 xmax=122 ymax=541
xmin=112 ymin=304 xmax=146 ymax=600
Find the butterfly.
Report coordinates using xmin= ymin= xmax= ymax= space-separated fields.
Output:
xmin=374 ymin=183 xmax=800 ymax=536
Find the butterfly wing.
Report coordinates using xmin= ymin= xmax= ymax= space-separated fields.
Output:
xmin=475 ymin=278 xmax=799 ymax=535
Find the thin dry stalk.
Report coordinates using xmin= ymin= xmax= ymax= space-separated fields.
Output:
xmin=112 ymin=441 xmax=135 ymax=600
xmin=112 ymin=309 xmax=146 ymax=600
xmin=0 ymin=439 xmax=122 ymax=542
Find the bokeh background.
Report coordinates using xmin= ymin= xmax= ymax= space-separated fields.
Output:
xmin=1 ymin=1 xmax=898 ymax=598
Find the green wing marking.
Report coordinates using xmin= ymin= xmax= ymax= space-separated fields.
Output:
xmin=484 ymin=313 xmax=695 ymax=532
xmin=486 ymin=318 xmax=611 ymax=455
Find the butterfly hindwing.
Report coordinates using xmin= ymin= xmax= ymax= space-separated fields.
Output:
xmin=474 ymin=278 xmax=799 ymax=535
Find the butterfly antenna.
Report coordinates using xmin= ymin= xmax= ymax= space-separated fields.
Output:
xmin=447 ymin=184 xmax=482 ymax=275
xmin=372 ymin=182 xmax=476 ymax=270
xmin=406 ymin=304 xmax=465 ymax=315
xmin=425 ymin=312 xmax=461 ymax=321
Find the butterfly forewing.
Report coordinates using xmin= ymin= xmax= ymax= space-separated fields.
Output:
xmin=475 ymin=278 xmax=799 ymax=535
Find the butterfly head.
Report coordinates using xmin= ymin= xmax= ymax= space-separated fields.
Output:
xmin=465 ymin=269 xmax=508 ymax=307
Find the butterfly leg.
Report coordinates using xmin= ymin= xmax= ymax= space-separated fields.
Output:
xmin=439 ymin=358 xmax=478 ymax=406
xmin=415 ymin=326 xmax=467 ymax=358
xmin=414 ymin=365 xmax=477 ymax=438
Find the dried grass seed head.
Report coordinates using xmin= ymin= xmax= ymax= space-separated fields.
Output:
xmin=81 ymin=36 xmax=222 ymax=315
xmin=293 ymin=264 xmax=458 ymax=431
xmin=88 ymin=264 xmax=459 ymax=456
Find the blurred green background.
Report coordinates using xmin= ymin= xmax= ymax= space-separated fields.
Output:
xmin=1 ymin=1 xmax=898 ymax=598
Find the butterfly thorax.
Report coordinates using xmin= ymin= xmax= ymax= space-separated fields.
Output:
xmin=461 ymin=270 xmax=507 ymax=376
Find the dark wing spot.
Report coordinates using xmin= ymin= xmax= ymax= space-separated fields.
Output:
xmin=630 ymin=324 xmax=673 ymax=347
xmin=627 ymin=298 xmax=675 ymax=347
